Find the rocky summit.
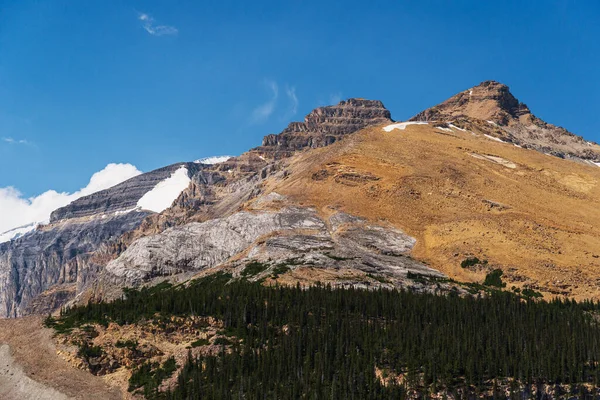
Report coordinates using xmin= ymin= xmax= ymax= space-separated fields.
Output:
xmin=254 ymin=98 xmax=392 ymax=159
xmin=410 ymin=80 xmax=600 ymax=163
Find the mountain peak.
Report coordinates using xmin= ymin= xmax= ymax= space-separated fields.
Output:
xmin=410 ymin=81 xmax=600 ymax=163
xmin=410 ymin=80 xmax=530 ymax=125
xmin=254 ymin=98 xmax=392 ymax=159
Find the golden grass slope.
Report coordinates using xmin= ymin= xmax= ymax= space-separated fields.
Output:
xmin=266 ymin=122 xmax=600 ymax=300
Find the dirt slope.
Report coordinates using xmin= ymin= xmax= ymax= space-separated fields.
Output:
xmin=268 ymin=122 xmax=600 ymax=299
xmin=0 ymin=317 xmax=123 ymax=399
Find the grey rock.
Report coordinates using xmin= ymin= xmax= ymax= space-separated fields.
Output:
xmin=103 ymin=208 xmax=327 ymax=285
xmin=0 ymin=212 xmax=149 ymax=317
xmin=92 ymin=207 xmax=443 ymax=299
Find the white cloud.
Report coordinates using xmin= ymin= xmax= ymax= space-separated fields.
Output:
xmin=2 ymin=137 xmax=29 ymax=145
xmin=0 ymin=163 xmax=142 ymax=235
xmin=285 ymin=86 xmax=298 ymax=116
xmin=138 ymin=12 xmax=178 ymax=36
xmin=251 ymin=80 xmax=279 ymax=123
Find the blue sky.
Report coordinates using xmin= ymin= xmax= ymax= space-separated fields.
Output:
xmin=1 ymin=0 xmax=599 ymax=197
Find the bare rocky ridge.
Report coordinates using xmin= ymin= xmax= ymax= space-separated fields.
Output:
xmin=254 ymin=98 xmax=392 ymax=159
xmin=50 ymin=162 xmax=199 ymax=222
xmin=0 ymin=317 xmax=122 ymax=399
xmin=0 ymin=345 xmax=71 ymax=400
xmin=95 ymin=99 xmax=395 ymax=257
xmin=410 ymin=80 xmax=600 ymax=163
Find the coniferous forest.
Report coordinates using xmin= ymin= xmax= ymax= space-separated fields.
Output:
xmin=50 ymin=273 xmax=600 ymax=399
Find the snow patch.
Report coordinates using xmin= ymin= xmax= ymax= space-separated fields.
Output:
xmin=383 ymin=122 xmax=428 ymax=132
xmin=436 ymin=127 xmax=454 ymax=133
xmin=486 ymin=120 xmax=498 ymax=126
xmin=137 ymin=167 xmax=191 ymax=213
xmin=594 ymin=162 xmax=600 ymax=168
xmin=448 ymin=123 xmax=467 ymax=132
xmin=484 ymin=134 xmax=507 ymax=143
xmin=195 ymin=156 xmax=233 ymax=165
xmin=0 ymin=223 xmax=37 ymax=244
xmin=114 ymin=207 xmax=140 ymax=216
xmin=469 ymin=89 xmax=473 ymax=96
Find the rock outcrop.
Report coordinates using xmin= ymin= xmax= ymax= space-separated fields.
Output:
xmin=87 ymin=198 xmax=443 ymax=302
xmin=410 ymin=80 xmax=600 ymax=163
xmin=254 ymin=98 xmax=392 ymax=158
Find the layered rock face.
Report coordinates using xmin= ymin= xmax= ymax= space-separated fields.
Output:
xmin=0 ymin=164 xmax=199 ymax=317
xmin=254 ymin=98 xmax=392 ymax=158
xmin=50 ymin=162 xmax=199 ymax=222
xmin=0 ymin=212 xmax=149 ymax=317
xmin=410 ymin=80 xmax=600 ymax=163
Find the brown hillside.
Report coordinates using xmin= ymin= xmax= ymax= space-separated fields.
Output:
xmin=267 ymin=121 xmax=600 ymax=300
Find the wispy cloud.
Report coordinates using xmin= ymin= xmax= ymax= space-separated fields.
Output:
xmin=2 ymin=137 xmax=30 ymax=145
xmin=285 ymin=86 xmax=299 ymax=116
xmin=329 ymin=92 xmax=343 ymax=105
xmin=251 ymin=80 xmax=279 ymax=124
xmin=138 ymin=12 xmax=178 ymax=36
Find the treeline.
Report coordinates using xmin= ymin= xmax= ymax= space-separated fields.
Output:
xmin=53 ymin=273 xmax=600 ymax=398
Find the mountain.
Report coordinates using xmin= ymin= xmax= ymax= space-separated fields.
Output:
xmin=410 ymin=80 xmax=600 ymax=163
xmin=0 ymin=100 xmax=399 ymax=317
xmin=3 ymin=81 xmax=600 ymax=398
xmin=86 ymin=81 xmax=600 ymax=303
xmin=2 ymin=82 xmax=600 ymax=318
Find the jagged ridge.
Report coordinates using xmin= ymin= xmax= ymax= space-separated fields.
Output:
xmin=254 ymin=98 xmax=392 ymax=159
xmin=410 ymin=80 xmax=600 ymax=162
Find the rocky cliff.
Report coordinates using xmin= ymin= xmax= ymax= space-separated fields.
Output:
xmin=0 ymin=164 xmax=199 ymax=317
xmin=254 ymin=98 xmax=392 ymax=158
xmin=410 ymin=80 xmax=600 ymax=163
xmin=0 ymin=213 xmax=149 ymax=317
